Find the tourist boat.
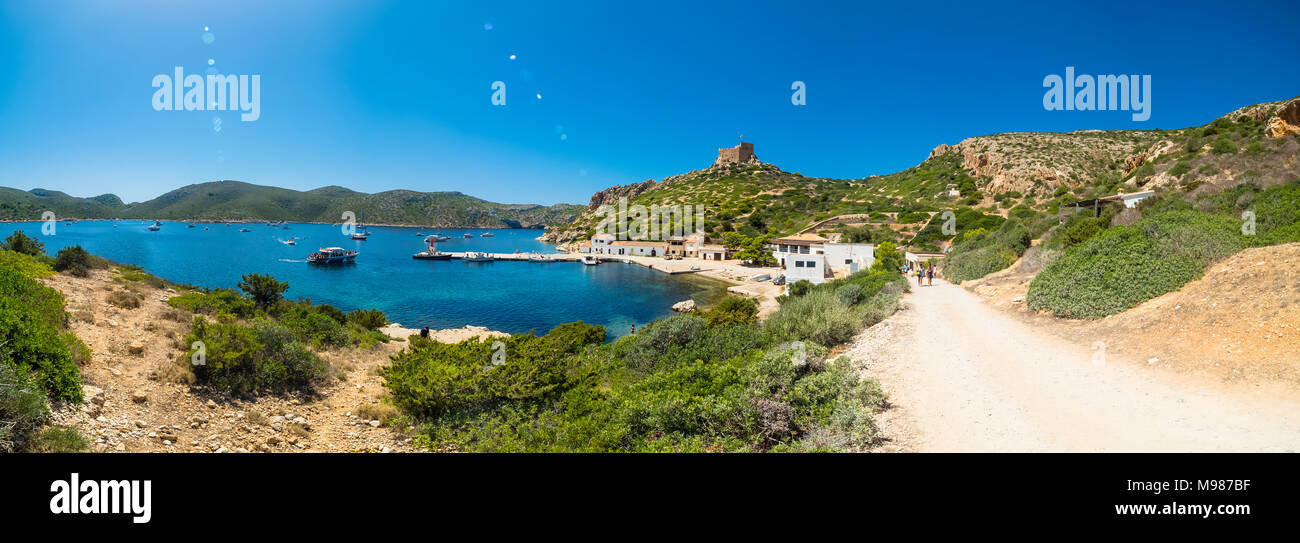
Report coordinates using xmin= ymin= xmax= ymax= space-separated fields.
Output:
xmin=147 ymin=220 xmax=161 ymax=231
xmin=582 ymin=255 xmax=600 ymax=266
xmin=307 ymin=246 xmax=357 ymax=264
xmin=413 ymin=241 xmax=451 ymax=260
xmin=462 ymin=252 xmax=494 ymax=262
xmin=527 ymin=252 xmax=558 ymax=263
xmin=480 ymin=231 xmax=494 ymax=237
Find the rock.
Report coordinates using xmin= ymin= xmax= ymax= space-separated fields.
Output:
xmin=671 ymin=299 xmax=697 ymax=313
xmin=1011 ymin=296 xmax=1024 ymax=304
xmin=82 ymin=385 xmax=105 ymax=405
xmin=130 ymin=390 xmax=148 ymax=403
xmin=205 ymin=399 xmax=217 ymax=409
xmin=127 ymin=343 xmax=145 ymax=356
xmin=1265 ymin=99 xmax=1300 ymax=138
xmin=368 ymin=420 xmax=381 ymax=428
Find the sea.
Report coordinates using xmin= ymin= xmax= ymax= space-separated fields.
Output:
xmin=3 ymin=220 xmax=726 ymax=340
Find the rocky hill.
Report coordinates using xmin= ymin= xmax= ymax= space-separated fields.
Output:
xmin=546 ymin=96 xmax=1300 ymax=244
xmin=0 ymin=181 xmax=584 ymax=229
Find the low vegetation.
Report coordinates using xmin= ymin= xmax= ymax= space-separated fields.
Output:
xmin=382 ymin=270 xmax=907 ymax=452
xmin=1028 ymin=179 xmax=1300 ymax=318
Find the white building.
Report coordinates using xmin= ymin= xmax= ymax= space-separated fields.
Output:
xmin=769 ymin=233 xmax=828 ymax=267
xmin=580 ymin=233 xmax=616 ymax=254
xmin=785 ymin=253 xmax=831 ymax=285
xmin=823 ymin=242 xmax=875 ymax=275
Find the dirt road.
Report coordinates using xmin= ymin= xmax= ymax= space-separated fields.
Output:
xmin=844 ymin=279 xmax=1300 ymax=452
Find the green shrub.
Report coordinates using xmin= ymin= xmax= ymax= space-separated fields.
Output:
xmin=702 ymin=296 xmax=759 ymax=327
xmin=346 ymin=308 xmax=389 ymax=330
xmin=184 ymin=317 xmax=327 ymax=394
xmin=237 ymin=273 xmax=289 ymax=309
xmin=1028 ymin=211 xmax=1245 ymax=318
xmin=0 ymin=363 xmax=49 ymax=452
xmin=52 ymin=245 xmax=94 ymax=276
xmin=0 ymin=266 xmax=80 ymax=402
xmin=26 ymin=425 xmax=89 ymax=453
xmin=1211 ymin=135 xmax=1238 ymax=154
xmin=0 ymin=231 xmax=44 ymax=257
xmin=870 ymin=241 xmax=904 ymax=273
xmin=787 ymin=280 xmax=814 ymax=298
xmin=166 ymin=288 xmax=257 ymax=318
xmin=0 ymin=250 xmax=54 ymax=278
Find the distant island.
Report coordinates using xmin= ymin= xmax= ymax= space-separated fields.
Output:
xmin=0 ymin=180 xmax=584 ymax=229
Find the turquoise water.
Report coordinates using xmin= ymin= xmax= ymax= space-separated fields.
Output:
xmin=4 ymin=220 xmax=720 ymax=339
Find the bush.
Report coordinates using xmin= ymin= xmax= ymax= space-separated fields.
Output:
xmin=237 ymin=273 xmax=289 ymax=309
xmin=1028 ymin=211 xmax=1245 ymax=318
xmin=870 ymin=241 xmax=904 ymax=273
xmin=26 ymin=425 xmax=89 ymax=453
xmin=0 ymin=250 xmax=54 ymax=278
xmin=166 ymin=288 xmax=257 ymax=318
xmin=0 ymin=266 xmax=81 ymax=402
xmin=52 ymin=245 xmax=94 ymax=276
xmin=0 ymin=231 xmax=44 ymax=257
xmin=0 ymin=363 xmax=49 ymax=452
xmin=184 ymin=316 xmax=327 ymax=394
xmin=786 ymin=280 xmax=814 ymax=298
xmin=346 ymin=308 xmax=388 ymax=330
xmin=1211 ymin=135 xmax=1238 ymax=155
xmin=106 ymin=289 xmax=142 ymax=309
xmin=702 ymin=296 xmax=759 ymax=327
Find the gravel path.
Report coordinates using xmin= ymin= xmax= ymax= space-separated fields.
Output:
xmin=844 ymin=278 xmax=1300 ymax=452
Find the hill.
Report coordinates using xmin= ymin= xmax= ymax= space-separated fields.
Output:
xmin=0 ymin=181 xmax=583 ymax=229
xmin=544 ymin=96 xmax=1300 ymax=248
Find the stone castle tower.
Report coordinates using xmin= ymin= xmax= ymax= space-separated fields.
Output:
xmin=713 ymin=141 xmax=760 ymax=167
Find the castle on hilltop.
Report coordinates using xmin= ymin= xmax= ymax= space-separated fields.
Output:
xmin=713 ymin=141 xmax=761 ymax=167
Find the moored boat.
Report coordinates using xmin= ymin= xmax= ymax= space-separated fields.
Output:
xmin=413 ymin=239 xmax=451 ymax=260
xmin=527 ymin=252 xmax=558 ymax=263
xmin=462 ymin=251 xmax=494 ymax=262
xmin=463 ymin=233 xmax=473 ymax=238
xmin=582 ymin=255 xmax=600 ymax=266
xmin=480 ymin=231 xmax=494 ymax=237
xmin=307 ymin=246 xmax=357 ymax=264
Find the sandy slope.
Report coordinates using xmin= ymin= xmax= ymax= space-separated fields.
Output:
xmin=844 ymin=278 xmax=1300 ymax=452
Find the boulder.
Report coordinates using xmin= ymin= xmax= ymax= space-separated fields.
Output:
xmin=671 ymin=299 xmax=697 ymax=313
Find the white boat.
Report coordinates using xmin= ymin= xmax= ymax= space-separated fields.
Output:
xmin=480 ymin=231 xmax=494 ymax=237
xmin=582 ymin=255 xmax=600 ymax=266
xmin=307 ymin=246 xmax=357 ymax=264
xmin=463 ymin=233 xmax=473 ymax=238
xmin=429 ymin=234 xmax=450 ymax=242
xmin=147 ymin=220 xmax=161 ymax=231
xmin=462 ymin=252 xmax=494 ymax=262
xmin=528 ymin=252 xmax=558 ymax=263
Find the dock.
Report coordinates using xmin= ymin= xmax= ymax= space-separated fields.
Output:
xmin=440 ymin=252 xmax=706 ymax=274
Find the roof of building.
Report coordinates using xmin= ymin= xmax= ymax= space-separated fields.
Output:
xmin=772 ymin=233 xmax=828 ymax=244
xmin=611 ymin=240 xmax=668 ymax=247
xmin=699 ymin=244 xmax=728 ymax=251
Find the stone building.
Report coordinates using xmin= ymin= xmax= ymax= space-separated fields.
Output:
xmin=713 ymin=141 xmax=761 ymax=167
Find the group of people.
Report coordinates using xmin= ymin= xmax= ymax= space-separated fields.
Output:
xmin=903 ymin=263 xmax=936 ymax=286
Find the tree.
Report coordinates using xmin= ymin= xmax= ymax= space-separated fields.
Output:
xmin=702 ymin=296 xmax=759 ymax=326
xmin=733 ymin=235 xmax=775 ymax=266
xmin=237 ymin=273 xmax=289 ymax=309
xmin=1 ymin=231 xmax=44 ymax=257
xmin=871 ymin=241 xmax=904 ymax=273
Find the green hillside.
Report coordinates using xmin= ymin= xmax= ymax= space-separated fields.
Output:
xmin=0 ymin=181 xmax=583 ymax=229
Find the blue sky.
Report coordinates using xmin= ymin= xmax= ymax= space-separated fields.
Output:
xmin=1 ymin=0 xmax=1297 ymax=205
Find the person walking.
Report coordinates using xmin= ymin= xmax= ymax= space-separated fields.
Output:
xmin=927 ymin=266 xmax=934 ymax=286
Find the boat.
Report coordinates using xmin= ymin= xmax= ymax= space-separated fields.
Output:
xmin=462 ymin=252 xmax=494 ymax=262
xmin=350 ymin=232 xmax=369 ymax=240
xmin=187 ymin=223 xmax=196 ymax=228
xmin=480 ymin=231 xmax=494 ymax=237
xmin=528 ymin=252 xmax=558 ymax=263
xmin=463 ymin=233 xmax=473 ymax=238
xmin=238 ymin=227 xmax=251 ymax=232
xmin=147 ymin=220 xmax=161 ymax=231
xmin=582 ymin=255 xmax=600 ymax=266
xmin=429 ymin=234 xmax=450 ymax=242
xmin=307 ymin=246 xmax=357 ymax=264
xmin=282 ymin=239 xmax=297 ymax=246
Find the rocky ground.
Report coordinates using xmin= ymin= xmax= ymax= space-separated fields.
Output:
xmin=41 ymin=268 xmax=504 ymax=453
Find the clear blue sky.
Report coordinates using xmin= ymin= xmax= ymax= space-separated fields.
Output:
xmin=1 ymin=0 xmax=1297 ymax=205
